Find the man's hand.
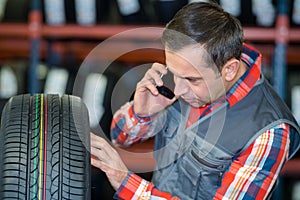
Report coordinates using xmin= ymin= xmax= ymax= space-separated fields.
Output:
xmin=90 ymin=133 xmax=128 ymax=191
xmin=133 ymin=62 xmax=176 ymax=117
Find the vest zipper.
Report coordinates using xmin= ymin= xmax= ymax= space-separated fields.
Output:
xmin=191 ymin=150 xmax=221 ymax=169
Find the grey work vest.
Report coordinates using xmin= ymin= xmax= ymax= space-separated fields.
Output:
xmin=152 ymin=77 xmax=300 ymax=199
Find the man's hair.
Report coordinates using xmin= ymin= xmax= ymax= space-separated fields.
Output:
xmin=162 ymin=1 xmax=244 ymax=72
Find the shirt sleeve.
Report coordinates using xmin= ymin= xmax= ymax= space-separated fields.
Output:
xmin=110 ymin=101 xmax=160 ymax=147
xmin=114 ymin=172 xmax=180 ymax=200
xmin=214 ymin=123 xmax=290 ymax=200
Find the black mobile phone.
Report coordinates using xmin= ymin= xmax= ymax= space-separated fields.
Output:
xmin=156 ymin=66 xmax=175 ymax=99
xmin=156 ymin=85 xmax=175 ymax=99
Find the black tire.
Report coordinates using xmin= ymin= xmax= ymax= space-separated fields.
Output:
xmin=0 ymin=94 xmax=91 ymax=200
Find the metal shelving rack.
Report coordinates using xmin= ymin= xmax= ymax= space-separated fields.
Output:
xmin=0 ymin=2 xmax=299 ymax=94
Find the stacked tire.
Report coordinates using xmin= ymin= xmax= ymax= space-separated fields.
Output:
xmin=0 ymin=94 xmax=90 ymax=200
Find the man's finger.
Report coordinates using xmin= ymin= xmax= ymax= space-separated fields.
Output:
xmin=90 ymin=133 xmax=115 ymax=156
xmin=91 ymin=146 xmax=110 ymax=163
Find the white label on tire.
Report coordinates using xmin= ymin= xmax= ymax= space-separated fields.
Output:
xmin=0 ymin=0 xmax=8 ymax=21
xmin=82 ymin=73 xmax=108 ymax=128
xmin=292 ymin=86 xmax=300 ymax=125
xmin=44 ymin=0 xmax=66 ymax=25
xmin=220 ymin=0 xmax=241 ymax=17
xmin=293 ymin=0 xmax=300 ymax=24
xmin=252 ymin=0 xmax=275 ymax=26
xmin=188 ymin=0 xmax=208 ymax=3
xmin=0 ymin=66 xmax=18 ymax=98
xmin=75 ymin=0 xmax=96 ymax=26
xmin=44 ymin=68 xmax=69 ymax=96
xmin=116 ymin=0 xmax=140 ymax=16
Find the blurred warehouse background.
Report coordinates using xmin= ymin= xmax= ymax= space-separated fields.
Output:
xmin=1 ymin=0 xmax=300 ymax=199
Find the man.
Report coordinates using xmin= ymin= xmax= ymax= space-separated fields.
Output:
xmin=91 ymin=1 xmax=300 ymax=199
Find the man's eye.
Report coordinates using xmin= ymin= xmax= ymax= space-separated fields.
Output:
xmin=187 ymin=78 xmax=200 ymax=83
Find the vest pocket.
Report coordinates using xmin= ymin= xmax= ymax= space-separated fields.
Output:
xmin=163 ymin=117 xmax=179 ymax=138
xmin=197 ymin=170 xmax=223 ymax=199
xmin=174 ymin=155 xmax=201 ymax=199
xmin=190 ymin=150 xmax=231 ymax=199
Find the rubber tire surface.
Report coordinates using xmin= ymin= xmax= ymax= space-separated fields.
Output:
xmin=0 ymin=94 xmax=90 ymax=200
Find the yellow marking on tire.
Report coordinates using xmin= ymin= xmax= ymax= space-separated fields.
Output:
xmin=38 ymin=94 xmax=44 ymax=200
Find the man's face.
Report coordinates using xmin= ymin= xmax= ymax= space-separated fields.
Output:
xmin=165 ymin=45 xmax=226 ymax=108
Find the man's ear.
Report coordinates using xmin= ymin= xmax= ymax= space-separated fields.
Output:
xmin=221 ymin=58 xmax=240 ymax=82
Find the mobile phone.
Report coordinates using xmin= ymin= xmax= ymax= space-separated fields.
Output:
xmin=156 ymin=85 xmax=175 ymax=99
xmin=156 ymin=66 xmax=175 ymax=99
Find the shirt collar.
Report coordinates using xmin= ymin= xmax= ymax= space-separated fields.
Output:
xmin=226 ymin=43 xmax=262 ymax=107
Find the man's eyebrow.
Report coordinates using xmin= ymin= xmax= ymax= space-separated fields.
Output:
xmin=167 ymin=66 xmax=202 ymax=80
xmin=185 ymin=76 xmax=202 ymax=80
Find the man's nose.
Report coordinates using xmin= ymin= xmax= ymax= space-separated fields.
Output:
xmin=174 ymin=79 xmax=188 ymax=97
